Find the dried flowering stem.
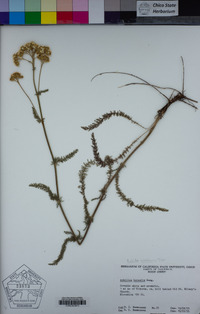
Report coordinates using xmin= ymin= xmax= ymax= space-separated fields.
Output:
xmin=10 ymin=44 xmax=198 ymax=265
xmin=10 ymin=42 xmax=80 ymax=253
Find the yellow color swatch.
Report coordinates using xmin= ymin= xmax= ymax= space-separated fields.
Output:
xmin=41 ymin=12 xmax=57 ymax=24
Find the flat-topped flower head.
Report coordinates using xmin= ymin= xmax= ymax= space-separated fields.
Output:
xmin=10 ymin=72 xmax=24 ymax=81
xmin=37 ymin=45 xmax=51 ymax=56
xmin=12 ymin=41 xmax=51 ymax=66
xmin=37 ymin=54 xmax=50 ymax=63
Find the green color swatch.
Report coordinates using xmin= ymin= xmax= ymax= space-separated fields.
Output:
xmin=25 ymin=12 xmax=41 ymax=24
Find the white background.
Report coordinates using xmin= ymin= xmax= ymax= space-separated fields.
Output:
xmin=1 ymin=26 xmax=200 ymax=313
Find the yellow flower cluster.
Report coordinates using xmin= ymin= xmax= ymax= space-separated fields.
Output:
xmin=13 ymin=41 xmax=51 ymax=66
xmin=10 ymin=72 xmax=24 ymax=81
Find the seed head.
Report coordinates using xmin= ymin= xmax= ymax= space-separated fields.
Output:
xmin=10 ymin=72 xmax=24 ymax=81
xmin=12 ymin=41 xmax=52 ymax=66
xmin=37 ymin=54 xmax=50 ymax=63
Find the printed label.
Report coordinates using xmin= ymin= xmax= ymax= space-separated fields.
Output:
xmin=137 ymin=1 xmax=178 ymax=17
xmin=2 ymin=264 xmax=46 ymax=309
xmin=117 ymin=261 xmax=200 ymax=313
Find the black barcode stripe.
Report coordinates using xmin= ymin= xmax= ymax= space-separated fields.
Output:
xmin=59 ymin=299 xmax=86 ymax=306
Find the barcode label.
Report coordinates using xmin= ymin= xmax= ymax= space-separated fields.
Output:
xmin=58 ymin=297 xmax=88 ymax=307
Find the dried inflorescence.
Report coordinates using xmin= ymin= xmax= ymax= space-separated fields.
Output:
xmin=10 ymin=72 xmax=24 ymax=81
xmin=12 ymin=41 xmax=51 ymax=66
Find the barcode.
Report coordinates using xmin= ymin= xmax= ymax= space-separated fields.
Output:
xmin=58 ymin=297 xmax=87 ymax=307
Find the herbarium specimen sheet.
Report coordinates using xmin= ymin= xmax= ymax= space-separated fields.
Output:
xmin=1 ymin=26 xmax=200 ymax=314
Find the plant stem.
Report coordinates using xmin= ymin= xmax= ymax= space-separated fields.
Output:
xmin=18 ymin=58 xmax=198 ymax=251
xmin=92 ymin=71 xmax=170 ymax=100
xmin=31 ymin=57 xmax=78 ymax=241
xmin=17 ymin=56 xmax=198 ymax=252
xmin=79 ymin=124 xmax=155 ymax=244
xmin=79 ymin=91 xmax=195 ymax=245
xmin=17 ymin=80 xmax=35 ymax=108
xmin=14 ymin=52 xmax=198 ymax=263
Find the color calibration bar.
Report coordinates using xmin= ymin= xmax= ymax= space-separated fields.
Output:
xmin=0 ymin=0 xmax=137 ymax=25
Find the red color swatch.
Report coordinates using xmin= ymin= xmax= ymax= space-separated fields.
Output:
xmin=57 ymin=11 xmax=73 ymax=24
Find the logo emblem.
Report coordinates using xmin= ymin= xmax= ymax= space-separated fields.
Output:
xmin=138 ymin=2 xmax=151 ymax=15
xmin=2 ymin=265 xmax=46 ymax=309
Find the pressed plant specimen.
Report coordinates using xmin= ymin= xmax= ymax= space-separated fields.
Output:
xmin=10 ymin=42 xmax=198 ymax=265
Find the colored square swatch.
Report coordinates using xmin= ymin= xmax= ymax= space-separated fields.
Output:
xmin=9 ymin=12 xmax=25 ymax=24
xmin=25 ymin=12 xmax=41 ymax=24
xmin=105 ymin=11 xmax=120 ymax=23
xmin=9 ymin=0 xmax=24 ymax=12
xmin=0 ymin=0 xmax=9 ymax=12
xmin=57 ymin=0 xmax=72 ymax=11
xmin=73 ymin=0 xmax=88 ymax=11
xmin=0 ymin=12 xmax=9 ymax=24
xmin=89 ymin=0 xmax=104 ymax=24
xmin=73 ymin=11 xmax=88 ymax=23
xmin=57 ymin=11 xmax=72 ymax=23
xmin=105 ymin=0 xmax=120 ymax=11
xmin=179 ymin=0 xmax=200 ymax=16
xmin=41 ymin=11 xmax=56 ymax=24
xmin=25 ymin=0 xmax=41 ymax=12
xmin=120 ymin=11 xmax=136 ymax=23
xmin=121 ymin=0 xmax=136 ymax=11
xmin=41 ymin=0 xmax=56 ymax=11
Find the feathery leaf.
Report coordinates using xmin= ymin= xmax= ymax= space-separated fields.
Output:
xmin=135 ymin=204 xmax=168 ymax=212
xmin=114 ymin=132 xmax=147 ymax=163
xmin=52 ymin=149 xmax=78 ymax=166
xmin=115 ymin=173 xmax=168 ymax=212
xmin=48 ymin=235 xmax=75 ymax=265
xmin=29 ymin=183 xmax=62 ymax=206
xmin=91 ymin=133 xmax=114 ymax=167
xmin=32 ymin=106 xmax=42 ymax=123
xmin=78 ymin=159 xmax=96 ymax=228
xmin=49 ymin=229 xmax=82 ymax=265
xmin=91 ymin=133 xmax=106 ymax=167
xmin=81 ymin=110 xmax=146 ymax=131
xmin=35 ymin=89 xmax=49 ymax=96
